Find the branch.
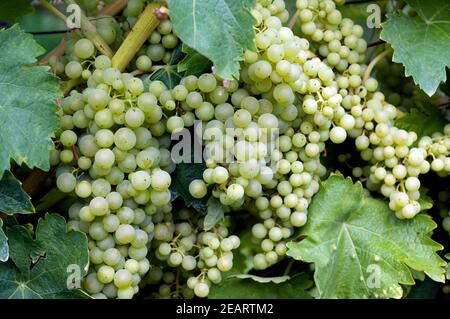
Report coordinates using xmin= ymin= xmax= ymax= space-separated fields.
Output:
xmin=93 ymin=0 xmax=128 ymax=16
xmin=38 ymin=0 xmax=67 ymax=23
xmin=112 ymin=4 xmax=164 ymax=71
xmin=40 ymin=37 xmax=66 ymax=63
xmin=22 ymin=169 xmax=51 ymax=197
xmin=287 ymin=10 xmax=299 ymax=30
xmin=363 ymin=49 xmax=390 ymax=82
xmin=368 ymin=39 xmax=385 ymax=48
xmin=63 ymin=0 xmax=114 ymax=58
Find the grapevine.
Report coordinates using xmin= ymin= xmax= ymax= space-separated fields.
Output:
xmin=0 ymin=0 xmax=449 ymax=300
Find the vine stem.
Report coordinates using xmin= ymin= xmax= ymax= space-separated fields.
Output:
xmin=367 ymin=39 xmax=384 ymax=48
xmin=363 ymin=49 xmax=390 ymax=82
xmin=93 ymin=0 xmax=128 ymax=16
xmin=63 ymin=0 xmax=114 ymax=58
xmin=38 ymin=0 xmax=67 ymax=23
xmin=22 ymin=169 xmax=51 ymax=197
xmin=283 ymin=259 xmax=294 ymax=276
xmin=112 ymin=3 xmax=163 ymax=72
xmin=287 ymin=10 xmax=299 ymax=29
xmin=40 ymin=37 xmax=66 ymax=63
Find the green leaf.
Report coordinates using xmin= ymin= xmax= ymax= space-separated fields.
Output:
xmin=0 ymin=214 xmax=89 ymax=299
xmin=446 ymin=255 xmax=450 ymax=280
xmin=149 ymin=67 xmax=183 ymax=89
xmin=0 ymin=219 xmax=8 ymax=262
xmin=286 ymin=173 xmax=446 ymax=299
xmin=170 ymin=162 xmax=208 ymax=212
xmin=35 ymin=188 xmax=67 ymax=213
xmin=178 ymin=45 xmax=213 ymax=76
xmin=203 ymin=197 xmax=225 ymax=231
xmin=417 ymin=188 xmax=433 ymax=211
xmin=209 ymin=273 xmax=312 ymax=299
xmin=146 ymin=45 xmax=185 ymax=89
xmin=167 ymin=0 xmax=256 ymax=80
xmin=395 ymin=103 xmax=448 ymax=139
xmin=0 ymin=170 xmax=34 ymax=215
xmin=0 ymin=0 xmax=34 ymax=23
xmin=380 ymin=0 xmax=450 ymax=96
xmin=231 ymin=274 xmax=291 ymax=284
xmin=0 ymin=25 xmax=60 ymax=179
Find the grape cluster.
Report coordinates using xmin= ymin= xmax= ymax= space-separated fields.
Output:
xmin=135 ymin=19 xmax=179 ymax=70
xmin=149 ymin=208 xmax=240 ymax=298
xmin=55 ymin=42 xmax=177 ymax=298
xmin=293 ymin=0 xmax=450 ymax=218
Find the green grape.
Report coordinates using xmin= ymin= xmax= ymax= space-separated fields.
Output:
xmin=56 ymin=172 xmax=77 ymax=193
xmin=65 ymin=61 xmax=83 ymax=79
xmin=74 ymin=39 xmax=95 ymax=59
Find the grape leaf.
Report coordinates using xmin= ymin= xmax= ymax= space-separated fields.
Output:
xmin=209 ymin=273 xmax=312 ymax=299
xmin=203 ymin=197 xmax=225 ymax=231
xmin=380 ymin=0 xmax=450 ymax=96
xmin=417 ymin=188 xmax=433 ymax=211
xmin=0 ymin=170 xmax=34 ymax=215
xmin=178 ymin=45 xmax=213 ymax=76
xmin=231 ymin=274 xmax=291 ymax=284
xmin=0 ymin=0 xmax=34 ymax=23
xmin=147 ymin=45 xmax=185 ymax=89
xmin=286 ymin=173 xmax=446 ymax=299
xmin=0 ymin=219 xmax=8 ymax=262
xmin=0 ymin=25 xmax=60 ymax=179
xmin=0 ymin=214 xmax=89 ymax=299
xmin=395 ymin=103 xmax=448 ymax=139
xmin=170 ymin=162 xmax=208 ymax=213
xmin=149 ymin=67 xmax=182 ymax=89
xmin=167 ymin=0 xmax=256 ymax=80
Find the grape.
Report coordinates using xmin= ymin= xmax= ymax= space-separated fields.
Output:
xmin=189 ymin=179 xmax=207 ymax=199
xmin=57 ymin=172 xmax=76 ymax=193
xmin=114 ymin=269 xmax=132 ymax=289
xmin=114 ymin=128 xmax=137 ymax=151
xmin=194 ymin=282 xmax=210 ymax=298
xmin=65 ymin=61 xmax=83 ymax=79
xmin=130 ymin=171 xmax=151 ymax=191
xmin=115 ymin=225 xmax=136 ymax=244
xmin=330 ymin=126 xmax=347 ymax=144
xmin=75 ymin=180 xmax=92 ymax=198
xmin=136 ymin=55 xmax=152 ymax=72
xmin=151 ymin=170 xmax=171 ymax=191
xmin=97 ymin=265 xmax=115 ymax=284
xmin=95 ymin=148 xmax=115 ymax=169
xmin=166 ymin=116 xmax=185 ymax=133
xmin=74 ymin=39 xmax=95 ymax=59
